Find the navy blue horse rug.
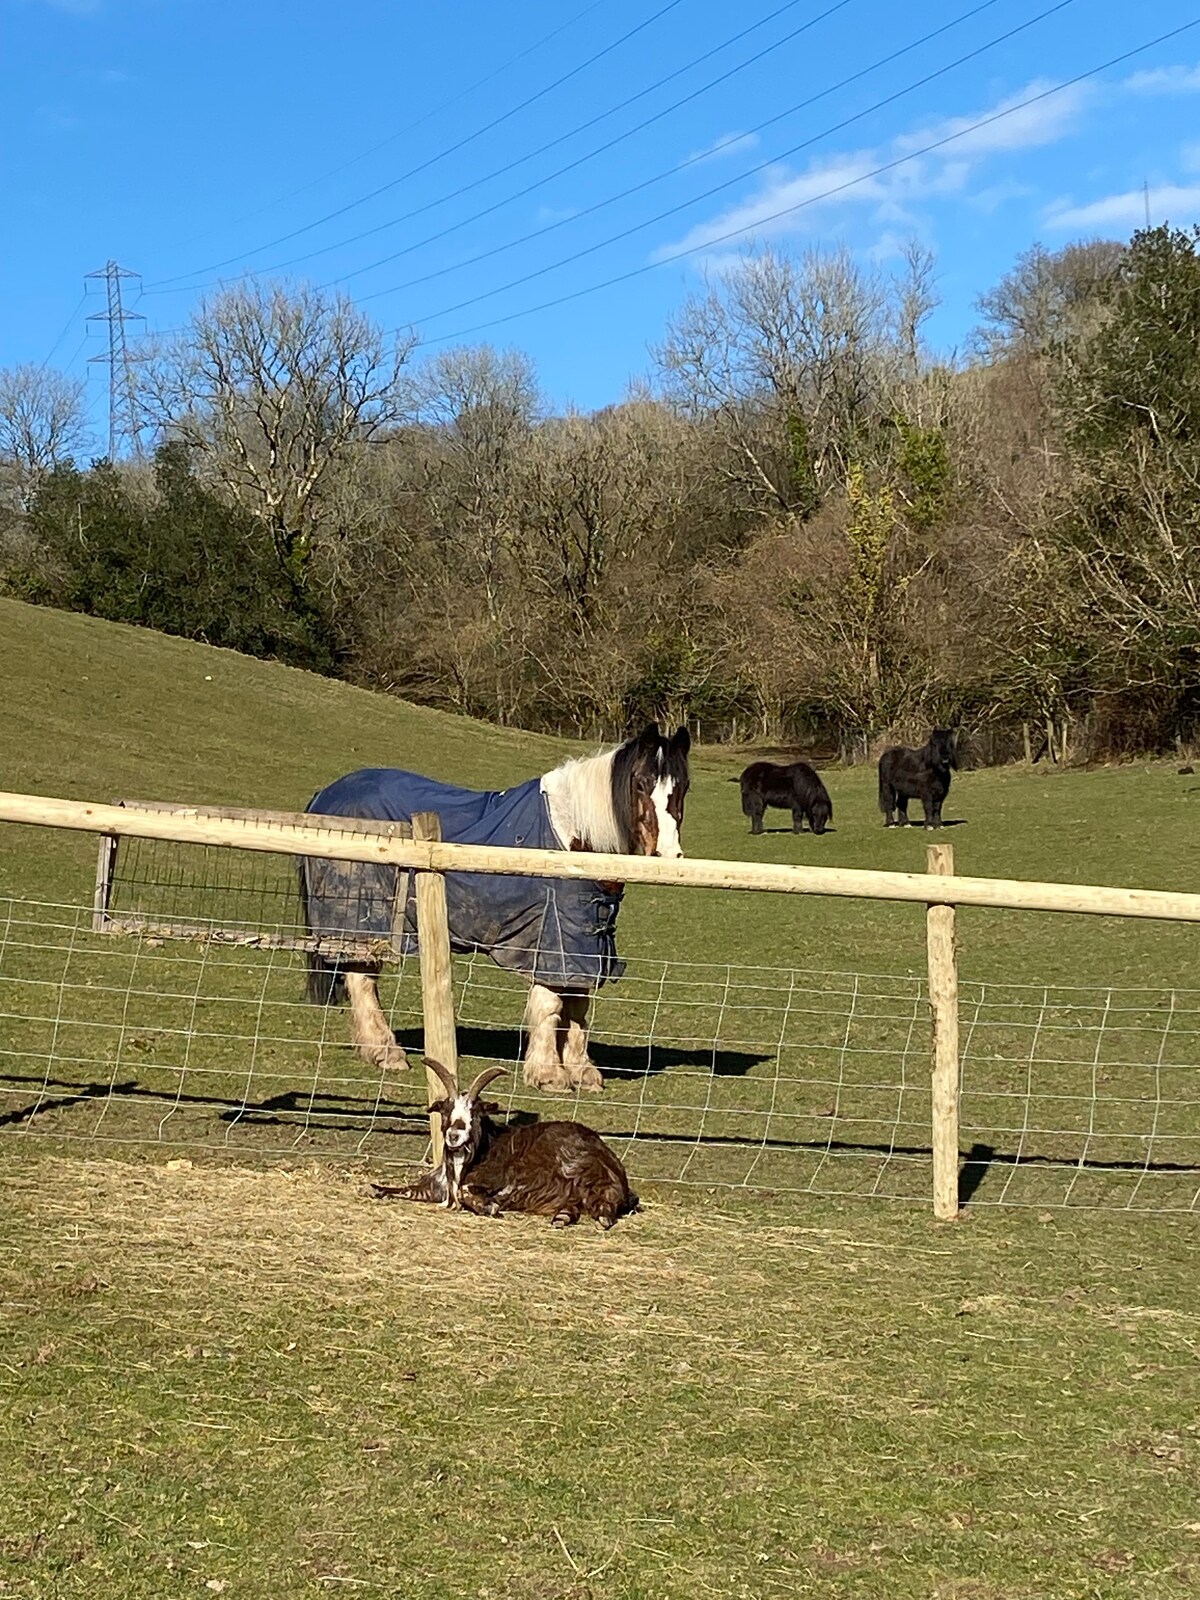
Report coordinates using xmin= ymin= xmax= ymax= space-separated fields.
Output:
xmin=300 ymin=768 xmax=625 ymax=990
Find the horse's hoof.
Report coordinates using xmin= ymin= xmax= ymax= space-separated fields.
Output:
xmin=523 ymin=1061 xmax=573 ymax=1093
xmin=551 ymin=1210 xmax=577 ymax=1228
xmin=569 ymin=1063 xmax=604 ymax=1093
xmin=374 ymin=1043 xmax=409 ymax=1071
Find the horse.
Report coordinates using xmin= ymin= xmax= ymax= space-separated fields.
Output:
xmin=877 ymin=728 xmax=958 ymax=828
xmin=297 ymin=724 xmax=691 ymax=1094
xmin=736 ymin=760 xmax=832 ymax=835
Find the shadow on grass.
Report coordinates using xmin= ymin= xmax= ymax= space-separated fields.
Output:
xmin=0 ymin=1069 xmax=429 ymax=1137
xmin=743 ymin=826 xmax=839 ymax=836
xmin=0 ymin=1077 xmax=141 ymax=1128
xmin=396 ymin=1023 xmax=772 ymax=1080
xmin=4 ymin=1074 xmax=1198 ymax=1201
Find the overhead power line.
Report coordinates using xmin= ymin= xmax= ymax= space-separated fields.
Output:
xmin=146 ymin=0 xmax=851 ymax=297
xmin=349 ymin=0 xmax=1012 ymax=305
xmin=419 ymin=16 xmax=1200 ymax=347
xmin=403 ymin=0 xmax=1078 ymax=327
xmin=39 ymin=292 xmax=89 ymax=370
xmin=143 ymin=0 xmax=690 ymax=290
xmin=161 ymin=0 xmax=612 ymax=253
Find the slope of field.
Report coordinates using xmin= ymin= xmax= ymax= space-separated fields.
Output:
xmin=2 ymin=600 xmax=1198 ymax=1599
xmin=3 ymin=594 xmax=1198 ymax=988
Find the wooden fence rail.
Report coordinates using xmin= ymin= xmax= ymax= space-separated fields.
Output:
xmin=4 ymin=790 xmax=1200 ymax=923
xmin=3 ymin=787 xmax=1200 ymax=1221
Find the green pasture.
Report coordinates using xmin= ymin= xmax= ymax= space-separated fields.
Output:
xmin=2 ymin=597 xmax=1198 ymax=1598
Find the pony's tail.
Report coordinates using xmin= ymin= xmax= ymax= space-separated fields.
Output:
xmin=296 ymin=856 xmax=346 ymax=1007
xmin=877 ymin=763 xmax=893 ymax=815
xmin=306 ymin=958 xmax=346 ymax=1008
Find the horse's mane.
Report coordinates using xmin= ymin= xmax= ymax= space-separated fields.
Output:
xmin=541 ymin=746 xmax=626 ymax=854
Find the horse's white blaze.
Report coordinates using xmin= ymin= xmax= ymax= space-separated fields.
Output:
xmin=652 ymin=776 xmax=682 ymax=858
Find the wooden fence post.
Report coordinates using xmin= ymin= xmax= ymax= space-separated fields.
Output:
xmin=926 ymin=841 xmax=960 ymax=1221
xmin=412 ymin=812 xmax=458 ymax=1166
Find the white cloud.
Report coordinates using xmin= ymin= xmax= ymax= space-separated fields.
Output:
xmin=1046 ymin=183 xmax=1200 ymax=232
xmin=652 ymin=77 xmax=1092 ymax=263
xmin=535 ymin=204 xmax=578 ymax=225
xmin=684 ymin=131 xmax=761 ymax=166
xmin=893 ymin=81 xmax=1094 ymax=159
xmin=1123 ymin=63 xmax=1200 ymax=94
xmin=1182 ymin=141 xmax=1200 ymax=174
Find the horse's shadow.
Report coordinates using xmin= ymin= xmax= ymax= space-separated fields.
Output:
xmin=748 ymin=826 xmax=838 ymax=836
xmin=888 ymin=818 xmax=968 ymax=829
xmin=394 ymin=1024 xmax=769 ymax=1081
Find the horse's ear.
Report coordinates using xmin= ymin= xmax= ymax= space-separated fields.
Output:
xmin=636 ymin=723 xmax=662 ymax=751
xmin=670 ymin=726 xmax=691 ymax=758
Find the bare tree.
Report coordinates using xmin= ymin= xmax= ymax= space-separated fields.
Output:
xmin=408 ymin=344 xmax=541 ymax=619
xmin=0 ymin=364 xmax=91 ymax=506
xmin=139 ymin=281 xmax=416 ymax=589
xmin=655 ymin=245 xmax=922 ymax=516
xmin=972 ymin=239 xmax=1124 ymax=360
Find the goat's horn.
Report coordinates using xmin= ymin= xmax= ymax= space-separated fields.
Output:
xmin=424 ymin=1058 xmax=459 ymax=1099
xmin=465 ymin=1066 xmax=507 ymax=1101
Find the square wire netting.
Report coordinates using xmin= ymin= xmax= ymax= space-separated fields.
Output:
xmin=3 ymin=879 xmax=1198 ymax=1210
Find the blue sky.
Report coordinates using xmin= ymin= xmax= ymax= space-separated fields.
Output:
xmin=4 ymin=0 xmax=1200 ymax=447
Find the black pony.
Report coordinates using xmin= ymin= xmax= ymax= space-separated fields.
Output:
xmin=737 ymin=760 xmax=833 ymax=835
xmin=878 ymin=728 xmax=959 ymax=829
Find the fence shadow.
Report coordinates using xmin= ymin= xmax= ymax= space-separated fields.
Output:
xmin=0 ymin=1077 xmax=141 ymax=1129
xmin=4 ymin=1073 xmax=1196 ymax=1194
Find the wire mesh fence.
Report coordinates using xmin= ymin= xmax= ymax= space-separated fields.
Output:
xmin=4 ymin=884 xmax=1198 ymax=1211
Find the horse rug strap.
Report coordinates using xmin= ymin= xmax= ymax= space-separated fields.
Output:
xmin=302 ymin=768 xmax=625 ymax=989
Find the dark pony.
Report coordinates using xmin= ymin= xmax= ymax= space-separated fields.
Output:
xmin=878 ymin=728 xmax=959 ymax=829
xmin=736 ymin=761 xmax=833 ymax=835
xmin=298 ymin=724 xmax=690 ymax=1094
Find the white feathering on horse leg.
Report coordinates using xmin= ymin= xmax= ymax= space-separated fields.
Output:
xmin=522 ymin=982 xmax=572 ymax=1092
xmin=346 ymin=972 xmax=409 ymax=1070
xmin=561 ymin=992 xmax=602 ymax=1092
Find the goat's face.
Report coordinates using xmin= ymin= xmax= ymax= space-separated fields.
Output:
xmin=425 ymin=1062 xmax=509 ymax=1206
xmin=441 ymin=1091 xmax=481 ymax=1158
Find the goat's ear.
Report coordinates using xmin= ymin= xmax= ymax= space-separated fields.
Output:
xmin=479 ymin=1100 xmax=502 ymax=1115
xmin=428 ymin=1097 xmax=452 ymax=1118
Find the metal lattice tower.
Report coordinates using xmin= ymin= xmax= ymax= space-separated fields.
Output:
xmin=86 ymin=261 xmax=145 ymax=459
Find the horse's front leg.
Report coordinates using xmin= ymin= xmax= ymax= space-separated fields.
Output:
xmin=561 ymin=992 xmax=603 ymax=1092
xmin=345 ymin=970 xmax=409 ymax=1071
xmin=523 ymin=983 xmax=573 ymax=1092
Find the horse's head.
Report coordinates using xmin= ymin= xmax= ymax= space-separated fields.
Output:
xmin=620 ymin=723 xmax=691 ymax=858
xmin=929 ymin=728 xmax=959 ymax=770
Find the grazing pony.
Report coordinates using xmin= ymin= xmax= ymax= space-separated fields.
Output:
xmin=878 ymin=728 xmax=959 ymax=829
xmin=373 ymin=1061 xmax=638 ymax=1229
xmin=298 ymin=724 xmax=690 ymax=1094
xmin=737 ymin=760 xmax=832 ymax=835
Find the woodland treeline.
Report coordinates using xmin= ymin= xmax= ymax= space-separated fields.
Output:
xmin=2 ymin=224 xmax=1198 ymax=762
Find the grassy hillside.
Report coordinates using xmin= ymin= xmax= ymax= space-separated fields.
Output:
xmin=3 ymin=595 xmax=1198 ymax=992
xmin=2 ymin=601 xmax=1199 ymax=1599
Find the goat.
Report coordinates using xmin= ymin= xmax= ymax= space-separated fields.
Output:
xmin=374 ymin=1061 xmax=638 ymax=1229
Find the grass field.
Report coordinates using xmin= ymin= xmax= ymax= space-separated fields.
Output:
xmin=2 ymin=597 xmax=1199 ymax=1598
